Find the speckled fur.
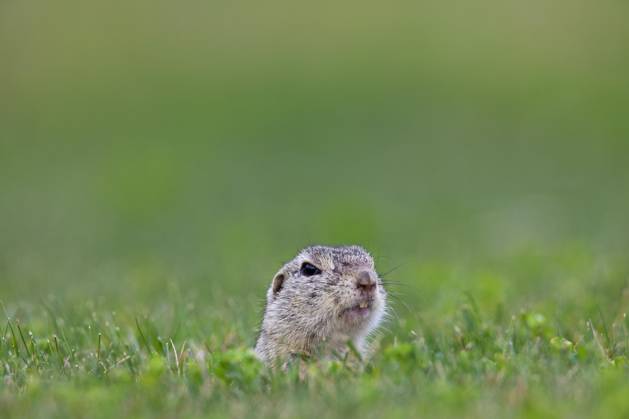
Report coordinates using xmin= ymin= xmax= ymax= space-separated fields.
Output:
xmin=255 ymin=245 xmax=387 ymax=366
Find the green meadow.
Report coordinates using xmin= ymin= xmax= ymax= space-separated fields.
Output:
xmin=1 ymin=1 xmax=629 ymax=417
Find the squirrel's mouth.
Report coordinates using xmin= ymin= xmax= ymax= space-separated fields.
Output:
xmin=340 ymin=300 xmax=373 ymax=321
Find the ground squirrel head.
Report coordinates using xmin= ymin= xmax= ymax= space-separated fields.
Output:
xmin=255 ymin=245 xmax=387 ymax=365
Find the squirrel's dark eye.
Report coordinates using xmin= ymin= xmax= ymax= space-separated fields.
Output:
xmin=300 ymin=262 xmax=322 ymax=277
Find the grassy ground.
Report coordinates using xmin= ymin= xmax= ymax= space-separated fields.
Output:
xmin=2 ymin=0 xmax=629 ymax=417
xmin=1 ymin=249 xmax=629 ymax=419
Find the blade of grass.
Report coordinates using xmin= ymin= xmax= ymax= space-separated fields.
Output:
xmin=135 ymin=317 xmax=153 ymax=355
xmin=53 ymin=334 xmax=64 ymax=368
xmin=7 ymin=320 xmax=20 ymax=358
xmin=2 ymin=320 xmax=9 ymax=351
xmin=16 ymin=323 xmax=32 ymax=358
xmin=597 ymin=307 xmax=612 ymax=355
xmin=589 ymin=320 xmax=612 ymax=364
xmin=170 ymin=338 xmax=180 ymax=376
xmin=346 ymin=340 xmax=363 ymax=363
xmin=29 ymin=332 xmax=40 ymax=367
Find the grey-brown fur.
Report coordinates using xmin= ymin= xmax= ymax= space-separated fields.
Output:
xmin=255 ymin=245 xmax=387 ymax=366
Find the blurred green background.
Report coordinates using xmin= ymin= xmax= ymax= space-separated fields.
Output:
xmin=1 ymin=0 xmax=629 ymax=317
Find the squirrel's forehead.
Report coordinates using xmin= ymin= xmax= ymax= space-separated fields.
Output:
xmin=298 ymin=246 xmax=374 ymax=270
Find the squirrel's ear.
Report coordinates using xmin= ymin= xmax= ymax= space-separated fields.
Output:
xmin=271 ymin=273 xmax=286 ymax=296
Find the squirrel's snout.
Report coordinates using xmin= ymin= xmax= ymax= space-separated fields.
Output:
xmin=355 ymin=270 xmax=377 ymax=293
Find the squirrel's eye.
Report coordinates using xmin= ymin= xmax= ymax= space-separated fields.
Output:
xmin=300 ymin=262 xmax=322 ymax=277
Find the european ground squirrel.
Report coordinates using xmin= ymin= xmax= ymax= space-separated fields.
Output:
xmin=255 ymin=245 xmax=387 ymax=366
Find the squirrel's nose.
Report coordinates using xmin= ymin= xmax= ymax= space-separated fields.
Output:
xmin=356 ymin=271 xmax=377 ymax=293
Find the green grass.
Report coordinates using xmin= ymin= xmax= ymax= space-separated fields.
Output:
xmin=2 ymin=247 xmax=629 ymax=418
xmin=2 ymin=0 xmax=629 ymax=417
